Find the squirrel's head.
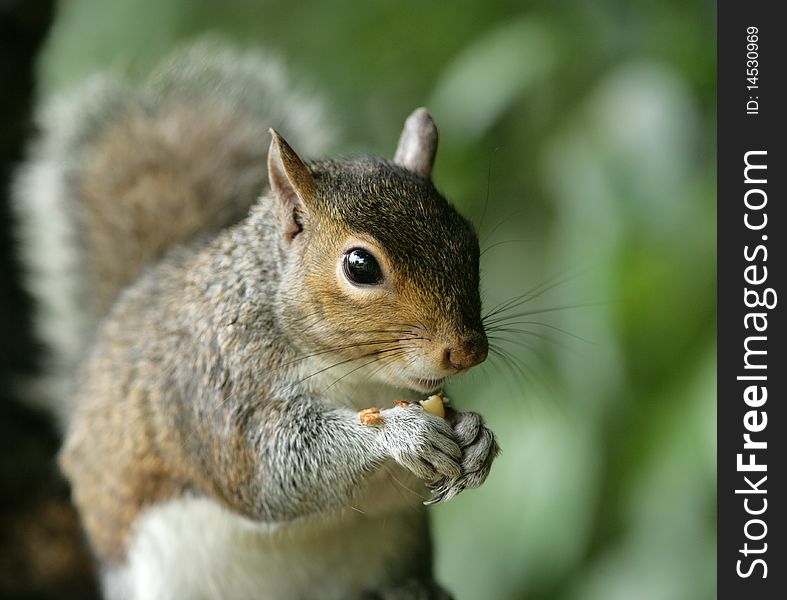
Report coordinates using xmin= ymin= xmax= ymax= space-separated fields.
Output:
xmin=267 ymin=108 xmax=486 ymax=394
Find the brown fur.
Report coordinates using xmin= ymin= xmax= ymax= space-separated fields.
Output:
xmin=78 ymin=103 xmax=266 ymax=313
xmin=60 ymin=236 xmax=280 ymax=561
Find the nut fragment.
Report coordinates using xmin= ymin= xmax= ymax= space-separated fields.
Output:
xmin=359 ymin=408 xmax=383 ymax=426
xmin=393 ymin=400 xmax=411 ymax=408
xmin=419 ymin=394 xmax=445 ymax=418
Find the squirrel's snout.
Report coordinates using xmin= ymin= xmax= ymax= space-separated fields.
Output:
xmin=440 ymin=332 xmax=488 ymax=373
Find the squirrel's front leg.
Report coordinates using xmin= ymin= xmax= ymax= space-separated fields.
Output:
xmin=244 ymin=397 xmax=463 ymax=521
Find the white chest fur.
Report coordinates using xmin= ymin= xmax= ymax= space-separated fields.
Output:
xmin=104 ymin=466 xmax=429 ymax=600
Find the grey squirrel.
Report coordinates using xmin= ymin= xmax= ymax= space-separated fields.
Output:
xmin=13 ymin=43 xmax=499 ymax=600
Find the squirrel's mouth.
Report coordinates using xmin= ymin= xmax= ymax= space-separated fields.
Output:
xmin=407 ymin=376 xmax=445 ymax=394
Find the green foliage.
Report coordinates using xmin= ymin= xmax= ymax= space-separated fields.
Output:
xmin=39 ymin=1 xmax=715 ymax=598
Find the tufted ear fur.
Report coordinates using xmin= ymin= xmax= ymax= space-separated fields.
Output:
xmin=268 ymin=129 xmax=316 ymax=242
xmin=393 ymin=107 xmax=438 ymax=178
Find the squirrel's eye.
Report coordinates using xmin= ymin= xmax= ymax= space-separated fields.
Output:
xmin=344 ymin=249 xmax=383 ymax=285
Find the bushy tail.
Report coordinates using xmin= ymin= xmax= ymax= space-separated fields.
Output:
xmin=12 ymin=40 xmax=335 ymax=425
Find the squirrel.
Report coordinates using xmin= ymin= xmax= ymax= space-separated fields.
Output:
xmin=13 ymin=42 xmax=500 ymax=600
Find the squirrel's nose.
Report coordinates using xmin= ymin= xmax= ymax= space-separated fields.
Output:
xmin=441 ymin=333 xmax=488 ymax=372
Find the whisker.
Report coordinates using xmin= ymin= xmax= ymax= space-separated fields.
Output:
xmin=488 ymin=334 xmax=544 ymax=364
xmin=490 ymin=330 xmax=581 ymax=357
xmin=485 ymin=320 xmax=594 ymax=345
xmin=295 ymin=350 xmax=389 ymax=386
xmin=475 ymin=149 xmax=509 ymax=241
xmin=282 ymin=337 xmax=424 ymax=367
xmin=482 ymin=269 xmax=583 ymax=322
xmin=386 ymin=469 xmax=429 ymax=501
xmin=319 ymin=350 xmax=408 ymax=394
xmin=482 ymin=273 xmax=563 ymax=322
xmin=487 ymin=346 xmax=532 ymax=391
xmin=362 ymin=352 xmax=410 ymax=389
xmin=484 ymin=302 xmax=602 ymax=325
xmin=480 ymin=238 xmax=530 ymax=257
xmin=481 ymin=209 xmax=522 ymax=246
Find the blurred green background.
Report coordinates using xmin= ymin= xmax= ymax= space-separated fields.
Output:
xmin=33 ymin=1 xmax=716 ymax=598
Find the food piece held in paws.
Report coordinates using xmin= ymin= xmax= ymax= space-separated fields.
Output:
xmin=358 ymin=407 xmax=383 ymax=426
xmin=419 ymin=394 xmax=445 ymax=418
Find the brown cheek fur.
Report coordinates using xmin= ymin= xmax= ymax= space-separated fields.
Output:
xmin=296 ymin=228 xmax=395 ymax=356
xmin=283 ymin=180 xmax=481 ymax=378
xmin=291 ymin=226 xmax=442 ymax=373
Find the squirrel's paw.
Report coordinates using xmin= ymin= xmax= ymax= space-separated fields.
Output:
xmin=380 ymin=404 xmax=462 ymax=482
xmin=424 ymin=408 xmax=500 ymax=505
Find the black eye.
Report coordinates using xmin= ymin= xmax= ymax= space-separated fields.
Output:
xmin=344 ymin=249 xmax=383 ymax=285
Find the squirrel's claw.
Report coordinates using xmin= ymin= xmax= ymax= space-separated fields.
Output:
xmin=423 ymin=485 xmax=448 ymax=506
xmin=423 ymin=478 xmax=466 ymax=506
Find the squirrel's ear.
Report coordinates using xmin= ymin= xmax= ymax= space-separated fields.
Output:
xmin=268 ymin=129 xmax=316 ymax=242
xmin=393 ymin=107 xmax=438 ymax=178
